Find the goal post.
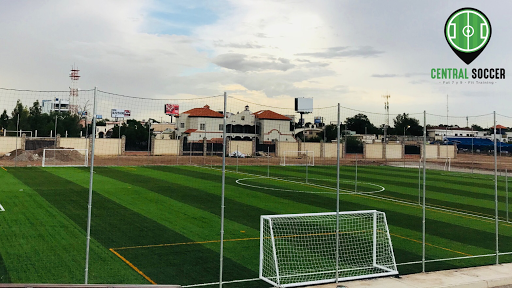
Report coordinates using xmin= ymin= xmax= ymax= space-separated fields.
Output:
xmin=42 ymin=148 xmax=89 ymax=167
xmin=260 ymin=211 xmax=398 ymax=287
xmin=281 ymin=151 xmax=314 ymax=166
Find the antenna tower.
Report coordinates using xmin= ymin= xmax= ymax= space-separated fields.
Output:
xmin=382 ymin=94 xmax=390 ymax=142
xmin=69 ymin=65 xmax=80 ymax=115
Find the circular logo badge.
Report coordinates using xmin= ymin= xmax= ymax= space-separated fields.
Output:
xmin=445 ymin=8 xmax=491 ymax=53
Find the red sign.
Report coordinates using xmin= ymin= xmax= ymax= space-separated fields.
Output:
xmin=165 ymin=104 xmax=179 ymax=115
xmin=124 ymin=110 xmax=131 ymax=117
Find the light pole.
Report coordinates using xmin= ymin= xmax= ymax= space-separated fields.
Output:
xmin=404 ymin=125 xmax=410 ymax=139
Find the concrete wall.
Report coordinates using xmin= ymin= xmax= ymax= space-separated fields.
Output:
xmin=439 ymin=145 xmax=456 ymax=159
xmin=153 ymin=139 xmax=179 ymax=155
xmin=60 ymin=138 xmax=89 ymax=150
xmin=301 ymin=142 xmax=321 ymax=159
xmin=276 ymin=142 xmax=298 ymax=157
xmin=323 ymin=143 xmax=340 ymax=158
xmin=0 ymin=137 xmax=22 ymax=155
xmin=386 ymin=144 xmax=402 ymax=159
xmin=425 ymin=144 xmax=438 ymax=159
xmin=92 ymin=139 xmax=123 ymax=156
xmin=366 ymin=143 xmax=383 ymax=159
xmin=229 ymin=140 xmax=253 ymax=156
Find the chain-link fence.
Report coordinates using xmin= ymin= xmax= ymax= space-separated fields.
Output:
xmin=1 ymin=87 xmax=511 ymax=287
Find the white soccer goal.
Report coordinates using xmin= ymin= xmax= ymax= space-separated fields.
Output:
xmin=260 ymin=211 xmax=398 ymax=287
xmin=281 ymin=151 xmax=314 ymax=166
xmin=42 ymin=149 xmax=89 ymax=167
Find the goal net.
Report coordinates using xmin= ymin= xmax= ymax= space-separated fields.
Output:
xmin=42 ymin=149 xmax=89 ymax=167
xmin=260 ymin=211 xmax=398 ymax=287
xmin=281 ymin=151 xmax=314 ymax=166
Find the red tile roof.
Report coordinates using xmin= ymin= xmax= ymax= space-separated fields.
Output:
xmin=184 ymin=129 xmax=197 ymax=134
xmin=253 ymin=110 xmax=291 ymax=120
xmin=182 ymin=105 xmax=223 ymax=118
xmin=492 ymin=125 xmax=507 ymax=129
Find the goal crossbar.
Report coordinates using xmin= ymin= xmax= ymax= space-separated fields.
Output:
xmin=281 ymin=150 xmax=314 ymax=166
xmin=260 ymin=210 xmax=398 ymax=287
xmin=42 ymin=149 xmax=89 ymax=167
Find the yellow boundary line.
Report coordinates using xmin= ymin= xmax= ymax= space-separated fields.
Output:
xmin=389 ymin=233 xmax=471 ymax=256
xmin=1 ymin=167 xmax=7 ymax=171
xmin=109 ymin=248 xmax=157 ymax=285
xmin=112 ymin=230 xmax=470 ymax=257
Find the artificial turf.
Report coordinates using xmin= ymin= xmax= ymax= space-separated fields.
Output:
xmin=0 ymin=163 xmax=511 ymax=287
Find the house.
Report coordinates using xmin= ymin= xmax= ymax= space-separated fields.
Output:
xmin=175 ymin=105 xmax=224 ymax=142
xmin=253 ymin=110 xmax=294 ymax=143
xmin=175 ymin=104 xmax=296 ymax=143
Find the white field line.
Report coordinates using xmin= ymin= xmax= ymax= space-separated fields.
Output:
xmin=197 ymin=165 xmax=510 ymax=224
xmin=0 ymin=204 xmax=4 ymax=212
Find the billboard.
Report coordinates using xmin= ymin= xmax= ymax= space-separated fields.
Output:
xmin=294 ymin=98 xmax=313 ymax=113
xmin=165 ymin=104 xmax=179 ymax=115
xmin=314 ymin=116 xmax=323 ymax=124
xmin=111 ymin=109 xmax=130 ymax=118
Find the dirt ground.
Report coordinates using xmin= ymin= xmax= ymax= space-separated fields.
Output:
xmin=1 ymin=151 xmax=512 ymax=172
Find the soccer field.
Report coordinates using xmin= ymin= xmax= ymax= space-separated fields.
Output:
xmin=1 ymin=164 xmax=512 ymax=287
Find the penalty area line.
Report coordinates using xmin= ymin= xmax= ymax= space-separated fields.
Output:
xmin=0 ymin=204 xmax=4 ymax=212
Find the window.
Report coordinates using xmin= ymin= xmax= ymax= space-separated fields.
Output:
xmin=219 ymin=124 xmax=223 ymax=130
xmin=200 ymin=123 xmax=206 ymax=130
xmin=241 ymin=116 xmax=245 ymax=120
xmin=180 ymin=123 xmax=184 ymax=128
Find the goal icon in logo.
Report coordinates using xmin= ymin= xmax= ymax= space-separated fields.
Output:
xmin=444 ymin=8 xmax=491 ymax=64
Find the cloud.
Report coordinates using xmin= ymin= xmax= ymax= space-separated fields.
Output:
xmin=371 ymin=74 xmax=399 ymax=78
xmin=213 ymin=41 xmax=266 ymax=49
xmin=212 ymin=53 xmax=295 ymax=71
xmin=296 ymin=46 xmax=384 ymax=58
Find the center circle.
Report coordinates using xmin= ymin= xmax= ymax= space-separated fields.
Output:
xmin=462 ymin=25 xmax=474 ymax=37
xmin=235 ymin=177 xmax=385 ymax=194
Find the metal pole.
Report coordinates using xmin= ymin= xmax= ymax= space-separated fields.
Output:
xmin=211 ymin=141 xmax=214 ymax=168
xmin=267 ymin=147 xmax=270 ymax=177
xmin=189 ymin=140 xmax=192 ymax=165
xmin=15 ymin=114 xmax=19 ymax=167
xmin=335 ymin=103 xmax=340 ymax=284
xmin=422 ymin=111 xmax=426 ymax=273
xmin=494 ymin=111 xmax=499 ymax=265
xmin=355 ymin=154 xmax=358 ymax=193
xmin=419 ymin=159 xmax=421 ymax=205
xmin=118 ymin=122 xmax=121 ymax=166
xmin=506 ymin=168 xmax=509 ymax=223
xmin=236 ymin=144 xmax=239 ymax=173
xmin=147 ymin=121 xmax=151 ymax=165
xmin=306 ymin=151 xmax=309 ymax=184
xmin=219 ymin=92 xmax=227 ymax=288
xmin=85 ymin=87 xmax=98 ymax=284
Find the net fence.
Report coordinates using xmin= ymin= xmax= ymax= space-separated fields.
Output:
xmin=0 ymin=87 xmax=512 ymax=287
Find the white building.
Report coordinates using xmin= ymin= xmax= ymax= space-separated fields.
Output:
xmin=176 ymin=105 xmax=225 ymax=142
xmin=42 ymin=98 xmax=70 ymax=114
xmin=175 ymin=105 xmax=295 ymax=143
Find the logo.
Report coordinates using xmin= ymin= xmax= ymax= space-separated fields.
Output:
xmin=445 ymin=8 xmax=491 ymax=64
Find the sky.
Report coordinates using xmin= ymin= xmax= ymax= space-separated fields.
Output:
xmin=0 ymin=0 xmax=510 ymax=126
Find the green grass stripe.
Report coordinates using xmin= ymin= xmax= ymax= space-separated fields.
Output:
xmin=150 ymin=167 xmax=496 ymax=263
xmin=10 ymin=168 xmax=252 ymax=285
xmin=2 ymin=168 xmax=143 ymax=284
xmin=0 ymin=253 xmax=10 ymax=283
xmin=94 ymin=166 xmax=274 ymax=232
xmin=47 ymin=167 xmax=260 ymax=285
xmin=146 ymin=166 xmax=331 ymax=214
xmin=227 ymin=166 xmax=512 ymax=252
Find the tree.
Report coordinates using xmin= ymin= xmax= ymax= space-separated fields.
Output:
xmin=7 ymin=100 xmax=30 ymax=131
xmin=393 ymin=113 xmax=423 ymax=136
xmin=0 ymin=109 xmax=8 ymax=130
xmin=345 ymin=114 xmax=378 ymax=134
xmin=471 ymin=124 xmax=485 ymax=131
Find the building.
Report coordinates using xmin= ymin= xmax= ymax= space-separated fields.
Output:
xmin=42 ymin=98 xmax=70 ymax=114
xmin=176 ymin=105 xmax=225 ymax=142
xmin=175 ymin=104 xmax=295 ymax=143
xmin=253 ymin=110 xmax=294 ymax=143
